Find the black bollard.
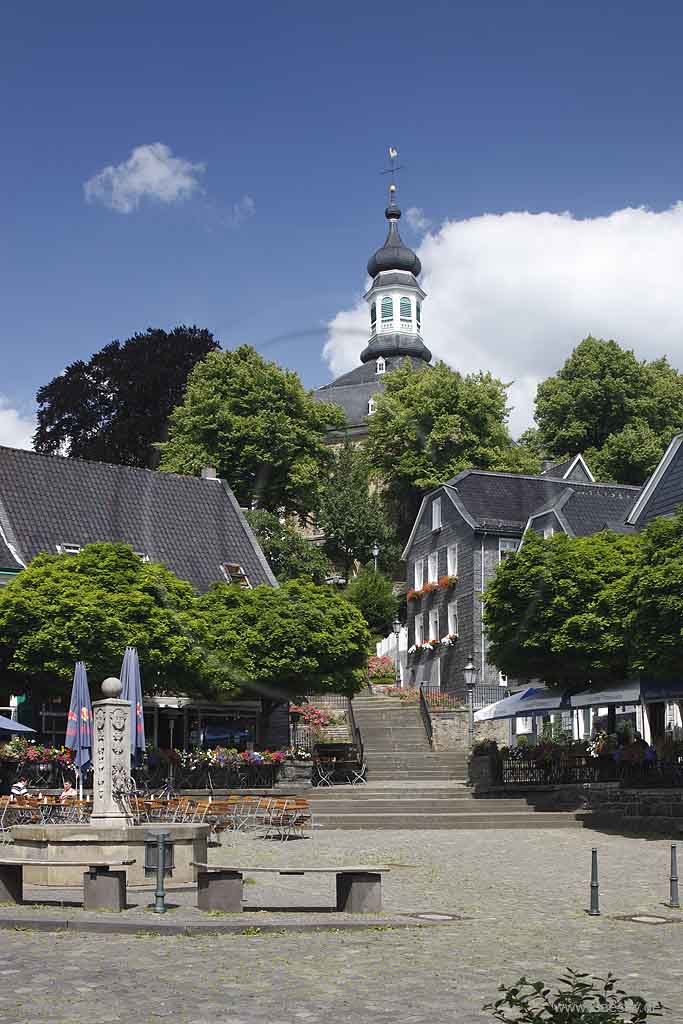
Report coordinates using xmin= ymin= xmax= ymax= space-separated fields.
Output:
xmin=670 ymin=845 xmax=680 ymax=910
xmin=589 ymin=847 xmax=600 ymax=916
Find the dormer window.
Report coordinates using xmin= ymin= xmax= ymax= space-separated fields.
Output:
xmin=220 ymin=563 xmax=251 ymax=588
xmin=368 ymin=398 xmax=377 ymax=415
xmin=376 ymin=357 xmax=386 ymax=375
xmin=431 ymin=497 xmax=442 ymax=531
xmin=56 ymin=543 xmax=81 ymax=555
xmin=370 ymin=301 xmax=377 ymax=330
xmin=380 ymin=297 xmax=393 ymax=322
xmin=400 ymin=296 xmax=412 ymax=322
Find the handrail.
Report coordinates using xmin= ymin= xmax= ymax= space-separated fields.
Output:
xmin=419 ymin=683 xmax=433 ymax=748
xmin=347 ymin=698 xmax=364 ymax=765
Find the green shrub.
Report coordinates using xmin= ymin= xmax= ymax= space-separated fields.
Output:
xmin=484 ymin=970 xmax=664 ymax=1022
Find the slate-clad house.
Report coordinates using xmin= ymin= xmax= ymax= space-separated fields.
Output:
xmin=0 ymin=445 xmax=285 ymax=749
xmin=401 ymin=453 xmax=645 ymax=707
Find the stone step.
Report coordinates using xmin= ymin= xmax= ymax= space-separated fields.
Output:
xmin=309 ymin=799 xmax=544 ymax=813
xmin=313 ymin=812 xmax=584 ymax=830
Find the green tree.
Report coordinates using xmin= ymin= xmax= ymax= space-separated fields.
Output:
xmin=198 ymin=579 xmax=370 ymax=704
xmin=534 ymin=337 xmax=683 ymax=483
xmin=0 ymin=544 xmax=207 ymax=699
xmin=483 ymin=529 xmax=639 ymax=687
xmin=35 ymin=326 xmax=219 ymax=468
xmin=345 ymin=569 xmax=398 ymax=637
xmin=630 ymin=510 xmax=683 ymax=678
xmin=245 ymin=510 xmax=331 ymax=583
xmin=365 ymin=360 xmax=539 ymax=541
xmin=158 ymin=346 xmax=345 ymax=517
xmin=317 ymin=441 xmax=400 ymax=579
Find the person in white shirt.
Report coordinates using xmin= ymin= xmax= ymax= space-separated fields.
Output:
xmin=10 ymin=777 xmax=28 ymax=799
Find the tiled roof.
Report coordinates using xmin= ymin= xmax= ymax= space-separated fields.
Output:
xmin=0 ymin=446 xmax=277 ymax=592
xmin=446 ymin=470 xmax=640 ymax=532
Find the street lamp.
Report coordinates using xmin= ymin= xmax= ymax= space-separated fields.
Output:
xmin=371 ymin=541 xmax=380 ymax=572
xmin=464 ymin=655 xmax=477 ymax=747
xmin=392 ymin=617 xmax=402 ymax=688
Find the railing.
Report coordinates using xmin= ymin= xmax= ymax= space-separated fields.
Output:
xmin=133 ymin=762 xmax=281 ymax=792
xmin=420 ymin=685 xmax=464 ymax=711
xmin=347 ymin=698 xmax=364 ymax=766
xmin=501 ymin=754 xmax=683 ymax=788
xmin=419 ymin=684 xmax=433 ymax=747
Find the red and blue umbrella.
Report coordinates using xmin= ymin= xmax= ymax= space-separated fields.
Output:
xmin=65 ymin=662 xmax=92 ymax=795
xmin=120 ymin=647 xmax=146 ymax=766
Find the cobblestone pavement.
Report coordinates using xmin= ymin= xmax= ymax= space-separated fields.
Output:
xmin=1 ymin=827 xmax=681 ymax=1023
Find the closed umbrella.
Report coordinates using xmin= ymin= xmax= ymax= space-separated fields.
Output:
xmin=120 ymin=647 xmax=146 ymax=766
xmin=64 ymin=661 xmax=92 ymax=799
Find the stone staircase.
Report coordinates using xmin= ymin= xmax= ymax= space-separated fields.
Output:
xmin=351 ymin=693 xmax=467 ymax=782
xmin=305 ymin=692 xmax=585 ymax=830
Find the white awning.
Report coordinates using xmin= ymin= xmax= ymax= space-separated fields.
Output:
xmin=570 ymin=681 xmax=641 ymax=708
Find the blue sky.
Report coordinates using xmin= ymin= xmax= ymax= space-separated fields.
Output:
xmin=4 ymin=0 xmax=683 ymax=445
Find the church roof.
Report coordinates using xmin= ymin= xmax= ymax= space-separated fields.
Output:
xmin=367 ymin=205 xmax=422 ymax=279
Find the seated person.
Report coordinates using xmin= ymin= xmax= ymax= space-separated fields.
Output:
xmin=10 ymin=776 xmax=29 ymax=799
xmin=59 ymin=780 xmax=76 ymax=803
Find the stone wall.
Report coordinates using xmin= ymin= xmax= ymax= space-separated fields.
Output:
xmin=430 ymin=709 xmax=507 ymax=751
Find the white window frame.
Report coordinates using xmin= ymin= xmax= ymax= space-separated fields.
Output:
xmin=427 ymin=551 xmax=438 ymax=583
xmin=447 ymin=543 xmax=458 ymax=576
xmin=381 ymin=296 xmax=393 ymax=321
xmin=543 ymin=525 xmax=555 ymax=540
xmin=499 ymin=538 xmax=519 ymax=562
xmin=56 ymin=543 xmax=81 ymax=555
xmin=499 ymin=672 xmax=508 ymax=687
xmin=432 ymin=497 xmax=442 ymax=531
xmin=447 ymin=600 xmax=458 ymax=637
xmin=413 ymin=558 xmax=424 ymax=591
xmin=429 ymin=608 xmax=439 ymax=641
xmin=414 ymin=612 xmax=424 ymax=646
xmin=368 ymin=398 xmax=376 ymax=415
xmin=220 ymin=563 xmax=252 ymax=588
xmin=375 ymin=357 xmax=386 ymax=375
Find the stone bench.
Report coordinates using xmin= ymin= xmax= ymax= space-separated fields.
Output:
xmin=191 ymin=862 xmax=389 ymax=913
xmin=0 ymin=858 xmax=136 ymax=912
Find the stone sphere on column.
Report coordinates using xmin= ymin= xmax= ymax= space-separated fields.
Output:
xmin=101 ymin=676 xmax=122 ymax=698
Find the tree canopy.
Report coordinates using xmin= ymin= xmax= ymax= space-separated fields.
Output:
xmin=317 ymin=441 xmax=400 ymax=579
xmin=35 ymin=326 xmax=219 ymax=468
xmin=629 ymin=511 xmax=683 ymax=678
xmin=245 ymin=510 xmax=331 ymax=584
xmin=157 ymin=345 xmax=345 ymax=517
xmin=483 ymin=529 xmax=640 ymax=687
xmin=534 ymin=337 xmax=683 ymax=484
xmin=0 ymin=544 xmax=207 ymax=698
xmin=198 ymin=579 xmax=370 ymax=701
xmin=345 ymin=568 xmax=398 ymax=637
xmin=365 ymin=361 xmax=539 ymax=541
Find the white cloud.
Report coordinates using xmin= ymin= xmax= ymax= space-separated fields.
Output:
xmin=324 ymin=202 xmax=683 ymax=436
xmin=230 ymin=194 xmax=256 ymax=226
xmin=405 ymin=206 xmax=432 ymax=233
xmin=0 ymin=399 xmax=34 ymax=450
xmin=84 ymin=143 xmax=205 ymax=213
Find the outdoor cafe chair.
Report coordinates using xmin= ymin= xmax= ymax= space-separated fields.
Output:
xmin=0 ymin=797 xmax=12 ymax=846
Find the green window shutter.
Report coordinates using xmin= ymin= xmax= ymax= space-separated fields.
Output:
xmin=400 ymin=297 xmax=411 ymax=320
xmin=381 ymin=297 xmax=393 ymax=321
xmin=370 ymin=301 xmax=377 ymax=326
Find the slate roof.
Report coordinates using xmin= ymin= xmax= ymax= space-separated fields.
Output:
xmin=443 ymin=469 xmax=641 ymax=536
xmin=0 ymin=446 xmax=277 ymax=592
xmin=315 ymin=355 xmax=430 ymax=428
xmin=540 ymin=458 xmax=575 ymax=478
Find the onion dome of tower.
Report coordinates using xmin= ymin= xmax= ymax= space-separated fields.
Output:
xmin=366 ymin=189 xmax=422 ymax=279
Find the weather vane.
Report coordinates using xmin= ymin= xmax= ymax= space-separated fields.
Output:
xmin=380 ymin=146 xmax=404 ymax=197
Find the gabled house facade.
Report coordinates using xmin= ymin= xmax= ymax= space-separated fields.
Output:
xmin=0 ymin=445 xmax=284 ymax=750
xmin=402 ymin=456 xmax=642 ymax=708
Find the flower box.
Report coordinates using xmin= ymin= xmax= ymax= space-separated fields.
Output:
xmin=438 ymin=574 xmax=458 ymax=589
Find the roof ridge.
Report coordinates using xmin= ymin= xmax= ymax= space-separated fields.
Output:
xmin=444 ymin=468 xmax=641 ymax=491
xmin=0 ymin=444 xmax=215 ymax=486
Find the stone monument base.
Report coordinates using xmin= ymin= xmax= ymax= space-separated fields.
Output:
xmin=10 ymin=823 xmax=209 ymax=887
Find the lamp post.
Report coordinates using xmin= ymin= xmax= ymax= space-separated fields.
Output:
xmin=371 ymin=541 xmax=380 ymax=572
xmin=464 ymin=655 xmax=477 ymax=747
xmin=392 ymin=617 xmax=402 ymax=688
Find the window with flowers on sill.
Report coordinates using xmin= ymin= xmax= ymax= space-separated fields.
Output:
xmin=414 ymin=558 xmax=424 ymax=591
xmin=429 ymin=608 xmax=439 ymax=642
xmin=427 ymin=551 xmax=438 ymax=583
xmin=414 ymin=612 xmax=424 ymax=647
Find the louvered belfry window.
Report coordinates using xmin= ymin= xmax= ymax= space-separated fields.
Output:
xmin=400 ymin=296 xmax=411 ymax=321
xmin=381 ymin=297 xmax=393 ymax=321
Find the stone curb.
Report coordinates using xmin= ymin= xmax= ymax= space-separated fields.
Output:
xmin=0 ymin=914 xmax=458 ymax=936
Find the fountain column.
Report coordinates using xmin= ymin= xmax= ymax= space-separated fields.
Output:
xmin=89 ymin=676 xmax=133 ymax=827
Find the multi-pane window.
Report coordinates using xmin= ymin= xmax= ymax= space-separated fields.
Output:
xmin=543 ymin=525 xmax=555 ymax=540
xmin=376 ymin=357 xmax=386 ymax=374
xmin=414 ymin=558 xmax=424 ymax=591
xmin=370 ymin=301 xmax=377 ymax=329
xmin=56 ymin=543 xmax=81 ymax=555
xmin=499 ymin=538 xmax=519 ymax=562
xmin=381 ymin=297 xmax=393 ymax=321
xmin=427 ymin=551 xmax=438 ymax=582
xmin=447 ymin=543 xmax=458 ymax=576
xmin=414 ymin=612 xmax=424 ymax=646
xmin=429 ymin=608 xmax=439 ymax=641
xmin=399 ymin=296 xmax=412 ymax=322
xmin=220 ymin=563 xmax=251 ymax=588
xmin=448 ymin=600 xmax=458 ymax=636
xmin=432 ymin=497 xmax=442 ymax=530
xmin=368 ymin=398 xmax=376 ymax=415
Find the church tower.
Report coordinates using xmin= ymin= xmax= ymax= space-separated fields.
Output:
xmin=315 ymin=162 xmax=431 ymax=438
